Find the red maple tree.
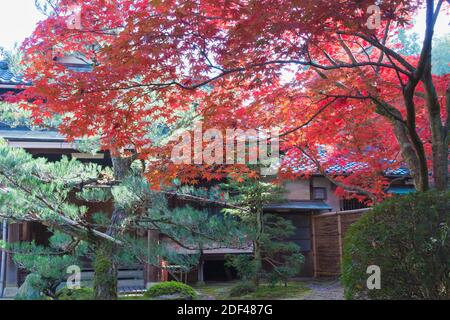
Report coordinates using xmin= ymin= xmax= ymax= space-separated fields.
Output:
xmin=17 ymin=0 xmax=449 ymax=198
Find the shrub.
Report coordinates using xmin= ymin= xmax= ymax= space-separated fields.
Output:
xmin=15 ymin=274 xmax=49 ymax=300
xmin=144 ymin=281 xmax=197 ymax=300
xmin=228 ymin=282 xmax=257 ymax=297
xmin=225 ymin=255 xmax=256 ymax=281
xmin=342 ymin=190 xmax=450 ymax=300
xmin=57 ymin=287 xmax=94 ymax=300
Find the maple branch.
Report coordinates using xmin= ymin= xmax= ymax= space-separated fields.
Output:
xmin=321 ymin=50 xmax=339 ymax=66
xmin=368 ymin=96 xmax=406 ymax=124
xmin=338 ymin=35 xmax=358 ymax=65
xmin=385 ymin=50 xmax=406 ymax=88
xmin=84 ymin=58 xmax=411 ymax=94
xmin=315 ymin=92 xmax=406 ymax=125
xmin=353 ymin=41 xmax=377 ymax=74
xmin=414 ymin=0 xmax=439 ymax=83
xmin=279 ymin=97 xmax=338 ymax=138
xmin=375 ymin=19 xmax=391 ymax=74
xmin=345 ymin=31 xmax=415 ymax=74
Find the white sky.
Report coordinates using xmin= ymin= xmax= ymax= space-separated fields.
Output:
xmin=0 ymin=0 xmax=46 ymax=50
xmin=0 ymin=0 xmax=448 ymax=51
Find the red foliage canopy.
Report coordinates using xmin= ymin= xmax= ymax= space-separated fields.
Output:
xmin=15 ymin=0 xmax=449 ymax=197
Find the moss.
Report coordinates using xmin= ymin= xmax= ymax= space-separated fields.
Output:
xmin=93 ymin=243 xmax=117 ymax=299
xmin=144 ymin=281 xmax=197 ymax=300
xmin=196 ymin=281 xmax=310 ymax=300
xmin=228 ymin=282 xmax=256 ymax=297
xmin=57 ymin=287 xmax=94 ymax=300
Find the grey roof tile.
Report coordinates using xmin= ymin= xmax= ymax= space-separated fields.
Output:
xmin=0 ymin=60 xmax=30 ymax=86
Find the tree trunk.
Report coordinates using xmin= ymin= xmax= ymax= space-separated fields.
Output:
xmin=93 ymin=241 xmax=118 ymax=300
xmin=374 ymin=98 xmax=429 ymax=192
xmin=422 ymin=67 xmax=448 ymax=191
xmin=253 ymin=209 xmax=263 ymax=287
xmin=93 ymin=155 xmax=134 ymax=300
xmin=391 ymin=119 xmax=429 ymax=192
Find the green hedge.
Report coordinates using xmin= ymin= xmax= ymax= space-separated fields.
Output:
xmin=57 ymin=287 xmax=94 ymax=300
xmin=342 ymin=190 xmax=450 ymax=300
xmin=144 ymin=281 xmax=197 ymax=300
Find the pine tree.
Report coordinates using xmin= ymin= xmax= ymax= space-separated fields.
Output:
xmin=3 ymin=231 xmax=87 ymax=299
xmin=222 ymin=177 xmax=304 ymax=287
xmin=0 ymin=138 xmax=243 ymax=299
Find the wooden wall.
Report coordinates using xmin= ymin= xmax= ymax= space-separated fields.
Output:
xmin=311 ymin=209 xmax=370 ymax=278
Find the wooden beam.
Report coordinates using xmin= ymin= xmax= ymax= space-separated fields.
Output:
xmin=337 ymin=214 xmax=343 ymax=270
xmin=314 ymin=208 xmax=371 ymax=218
xmin=311 ymin=214 xmax=318 ymax=278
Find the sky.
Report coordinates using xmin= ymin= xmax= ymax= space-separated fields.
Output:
xmin=0 ymin=0 xmax=448 ymax=51
xmin=0 ymin=0 xmax=46 ymax=50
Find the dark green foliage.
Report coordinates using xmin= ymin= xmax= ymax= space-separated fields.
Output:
xmin=225 ymin=255 xmax=256 ymax=281
xmin=226 ymin=215 xmax=305 ymax=286
xmin=6 ymin=232 xmax=86 ymax=299
xmin=115 ymin=173 xmax=245 ymax=273
xmin=342 ymin=191 xmax=450 ymax=300
xmin=144 ymin=281 xmax=197 ymax=300
xmin=15 ymin=274 xmax=50 ymax=300
xmin=263 ymin=214 xmax=305 ymax=286
xmin=0 ymin=46 xmax=24 ymax=74
xmin=228 ymin=282 xmax=257 ymax=297
xmin=223 ymin=178 xmax=304 ymax=286
xmin=57 ymin=287 xmax=94 ymax=300
xmin=0 ymin=137 xmax=244 ymax=299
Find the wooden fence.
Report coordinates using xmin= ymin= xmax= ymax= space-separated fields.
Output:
xmin=312 ymin=208 xmax=371 ymax=278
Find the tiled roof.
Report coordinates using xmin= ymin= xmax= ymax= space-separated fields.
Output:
xmin=0 ymin=123 xmax=66 ymax=142
xmin=0 ymin=60 xmax=30 ymax=86
xmin=282 ymin=148 xmax=411 ymax=177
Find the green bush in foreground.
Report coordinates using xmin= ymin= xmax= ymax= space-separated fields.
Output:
xmin=342 ymin=190 xmax=450 ymax=300
xmin=57 ymin=287 xmax=94 ymax=300
xmin=144 ymin=281 xmax=197 ymax=300
xmin=228 ymin=282 xmax=257 ymax=297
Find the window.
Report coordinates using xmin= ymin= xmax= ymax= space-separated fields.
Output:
xmin=341 ymin=198 xmax=368 ymax=211
xmin=313 ymin=187 xmax=327 ymax=200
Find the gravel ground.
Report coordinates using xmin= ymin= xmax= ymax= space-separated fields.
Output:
xmin=302 ymin=280 xmax=344 ymax=300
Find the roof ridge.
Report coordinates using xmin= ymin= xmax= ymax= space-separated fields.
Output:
xmin=0 ymin=59 xmax=29 ymax=86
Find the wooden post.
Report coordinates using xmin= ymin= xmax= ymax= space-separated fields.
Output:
xmin=197 ymin=259 xmax=205 ymax=284
xmin=3 ymin=223 xmax=20 ymax=297
xmin=337 ymin=214 xmax=343 ymax=270
xmin=311 ymin=214 xmax=318 ymax=278
xmin=0 ymin=219 xmax=8 ymax=297
xmin=144 ymin=229 xmax=160 ymax=287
